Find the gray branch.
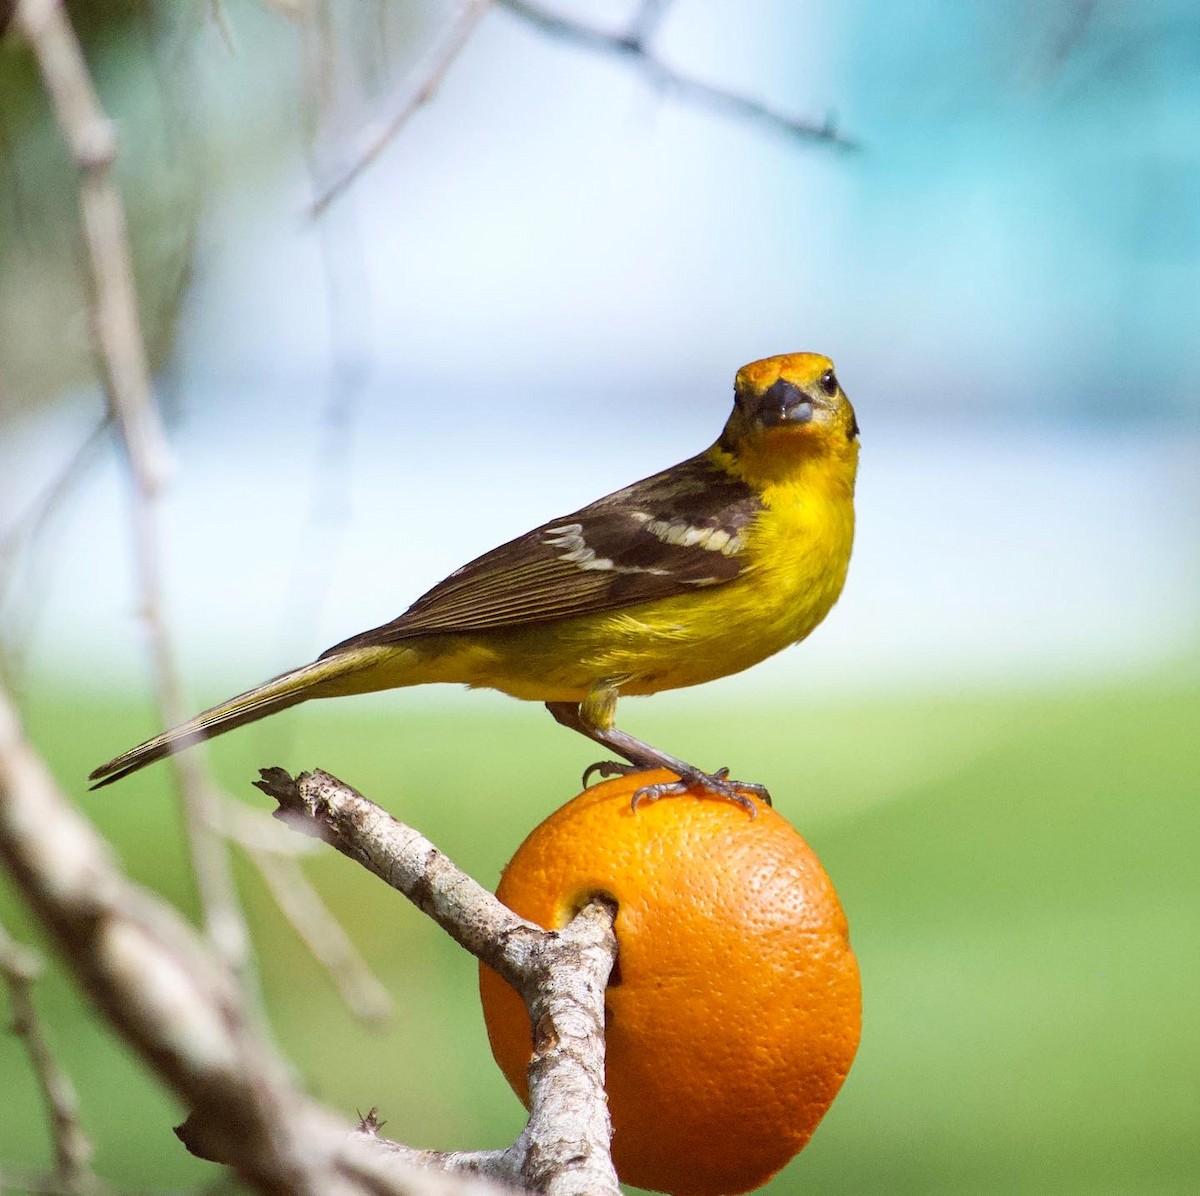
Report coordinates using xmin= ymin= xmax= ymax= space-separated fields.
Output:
xmin=0 ymin=684 xmax=505 ymax=1196
xmin=0 ymin=687 xmax=618 ymax=1193
xmin=258 ymin=767 xmax=621 ymax=1196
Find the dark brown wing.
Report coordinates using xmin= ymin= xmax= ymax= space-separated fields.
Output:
xmin=319 ymin=452 xmax=761 ymax=655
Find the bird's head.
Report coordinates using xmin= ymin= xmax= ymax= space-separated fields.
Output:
xmin=717 ymin=352 xmax=859 ymax=483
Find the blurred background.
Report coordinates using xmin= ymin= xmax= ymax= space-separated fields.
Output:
xmin=1 ymin=0 xmax=1197 ymax=1191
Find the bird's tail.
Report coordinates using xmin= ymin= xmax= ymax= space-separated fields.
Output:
xmin=88 ymin=649 xmax=386 ymax=790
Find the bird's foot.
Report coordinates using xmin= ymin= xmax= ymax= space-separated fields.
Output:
xmin=632 ymin=767 xmax=771 ymax=819
xmin=582 ymin=760 xmax=770 ymax=817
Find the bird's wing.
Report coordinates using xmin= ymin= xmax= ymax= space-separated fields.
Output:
xmin=320 ymin=452 xmax=761 ymax=654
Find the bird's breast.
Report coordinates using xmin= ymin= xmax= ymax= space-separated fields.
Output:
xmin=445 ymin=466 xmax=855 ymax=702
xmin=587 ymin=474 xmax=855 ymax=695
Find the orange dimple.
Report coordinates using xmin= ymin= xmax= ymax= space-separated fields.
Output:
xmin=479 ymin=771 xmax=861 ymax=1196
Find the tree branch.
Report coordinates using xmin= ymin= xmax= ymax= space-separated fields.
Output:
xmin=308 ymin=0 xmax=492 ymax=218
xmin=258 ymin=767 xmax=621 ymax=1196
xmin=0 ymin=684 xmax=509 ymax=1196
xmin=497 ymin=0 xmax=859 ymax=151
xmin=626 ymin=0 xmax=674 ymax=51
xmin=0 ymin=683 xmax=617 ymax=1192
xmin=13 ymin=0 xmax=252 ymax=982
xmin=0 ymin=920 xmax=96 ymax=1195
xmin=257 ymin=767 xmax=534 ymax=976
xmin=11 ymin=0 xmax=169 ymax=488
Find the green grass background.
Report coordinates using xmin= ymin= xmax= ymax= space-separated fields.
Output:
xmin=2 ymin=672 xmax=1197 ymax=1193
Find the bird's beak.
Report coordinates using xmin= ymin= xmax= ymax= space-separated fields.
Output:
xmin=752 ymin=379 xmax=815 ymax=429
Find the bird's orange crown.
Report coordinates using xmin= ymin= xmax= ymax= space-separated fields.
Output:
xmin=717 ymin=352 xmax=859 ymax=486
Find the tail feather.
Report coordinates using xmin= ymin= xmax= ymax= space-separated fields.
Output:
xmin=88 ymin=653 xmax=371 ymax=790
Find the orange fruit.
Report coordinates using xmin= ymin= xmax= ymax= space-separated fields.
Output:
xmin=479 ymin=770 xmax=861 ymax=1196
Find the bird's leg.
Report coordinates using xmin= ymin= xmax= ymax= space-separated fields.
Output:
xmin=544 ymin=686 xmax=771 ymax=816
xmin=545 ymin=698 xmax=664 ymax=785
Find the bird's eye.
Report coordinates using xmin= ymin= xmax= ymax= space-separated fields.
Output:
xmin=819 ymin=369 xmax=838 ymax=397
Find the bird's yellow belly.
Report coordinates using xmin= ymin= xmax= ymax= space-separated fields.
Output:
xmin=456 ymin=496 xmax=854 ymax=702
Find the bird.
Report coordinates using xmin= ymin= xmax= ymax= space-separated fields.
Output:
xmin=90 ymin=352 xmax=859 ymax=811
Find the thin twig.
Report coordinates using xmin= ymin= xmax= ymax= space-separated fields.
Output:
xmin=0 ymin=920 xmax=96 ymax=1195
xmin=207 ymin=0 xmax=237 ymax=54
xmin=497 ymin=0 xmax=859 ymax=150
xmin=206 ymin=787 xmax=397 ymax=1028
xmin=308 ymin=0 xmax=491 ymax=218
xmin=258 ymin=767 xmax=533 ymax=972
xmin=0 ymin=415 xmax=110 ymax=683
xmin=0 ymin=415 xmax=109 ymax=584
xmin=249 ymin=848 xmax=393 ymax=1026
xmin=13 ymin=0 xmax=251 ymax=981
xmin=277 ymin=2 xmax=373 ymax=743
xmin=207 ymin=788 xmax=323 ymax=856
xmin=625 ymin=0 xmax=673 ymax=50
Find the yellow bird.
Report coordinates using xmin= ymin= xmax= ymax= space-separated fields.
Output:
xmin=90 ymin=353 xmax=859 ymax=810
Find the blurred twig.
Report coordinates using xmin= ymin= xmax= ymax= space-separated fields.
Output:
xmin=208 ymin=790 xmax=322 ymax=856
xmin=0 ymin=416 xmax=108 ymax=583
xmin=278 ymin=2 xmax=373 ymax=728
xmin=249 ymin=848 xmax=393 ymax=1026
xmin=204 ymin=778 xmax=395 ymax=1027
xmin=1042 ymin=0 xmax=1098 ymax=75
xmin=0 ymin=919 xmax=96 ymax=1195
xmin=308 ymin=0 xmax=491 ymax=217
xmin=0 ymin=684 xmax=506 ymax=1195
xmin=0 ymin=1168 xmax=101 ymax=1196
xmin=497 ymin=0 xmax=859 ymax=151
xmin=10 ymin=0 xmax=411 ymax=1044
xmin=12 ymin=1 xmax=170 ymax=491
xmin=207 ymin=0 xmax=237 ymax=54
xmin=12 ymin=0 xmax=251 ymax=981
xmin=626 ymin=0 xmax=673 ymax=48
xmin=310 ymin=0 xmax=856 ymax=219
xmin=0 ymin=415 xmax=109 ymax=684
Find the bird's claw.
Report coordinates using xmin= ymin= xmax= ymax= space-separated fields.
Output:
xmin=581 ymin=759 xmax=640 ymax=788
xmin=582 ymin=760 xmax=770 ymax=817
xmin=631 ymin=766 xmax=771 ymax=819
